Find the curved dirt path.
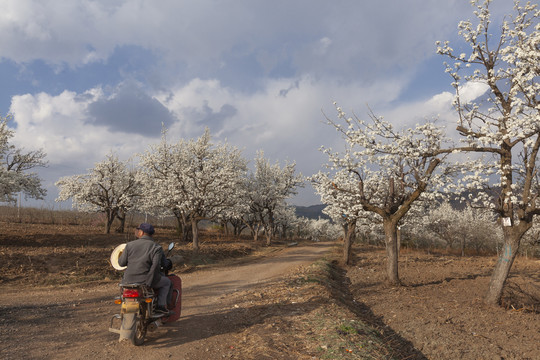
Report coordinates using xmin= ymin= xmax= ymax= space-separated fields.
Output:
xmin=0 ymin=241 xmax=333 ymax=360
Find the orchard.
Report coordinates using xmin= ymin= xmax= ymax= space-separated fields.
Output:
xmin=1 ymin=0 xmax=537 ymax=309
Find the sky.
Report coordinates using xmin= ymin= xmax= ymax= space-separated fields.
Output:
xmin=0 ymin=0 xmax=515 ymax=208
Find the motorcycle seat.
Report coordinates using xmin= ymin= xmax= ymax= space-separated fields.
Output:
xmin=120 ymin=282 xmax=147 ymax=287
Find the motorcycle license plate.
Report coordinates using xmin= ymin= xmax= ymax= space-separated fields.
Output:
xmin=121 ymin=299 xmax=139 ymax=313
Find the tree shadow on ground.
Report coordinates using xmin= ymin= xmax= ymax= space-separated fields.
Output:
xmin=146 ymin=298 xmax=324 ymax=348
xmin=326 ymin=261 xmax=428 ymax=360
xmin=406 ymin=272 xmax=490 ymax=288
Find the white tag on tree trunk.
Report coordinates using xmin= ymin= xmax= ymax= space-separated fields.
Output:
xmin=502 ymin=217 xmax=512 ymax=227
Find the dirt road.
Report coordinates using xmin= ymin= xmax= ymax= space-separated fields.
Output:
xmin=1 ymin=241 xmax=333 ymax=360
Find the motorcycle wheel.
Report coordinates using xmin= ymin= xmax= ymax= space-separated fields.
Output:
xmin=131 ymin=305 xmax=147 ymax=346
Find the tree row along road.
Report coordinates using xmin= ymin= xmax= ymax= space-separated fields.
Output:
xmin=0 ymin=241 xmax=334 ymax=360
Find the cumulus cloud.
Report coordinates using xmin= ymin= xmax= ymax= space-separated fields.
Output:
xmin=458 ymin=81 xmax=490 ymax=104
xmin=0 ymin=0 xmax=484 ymax=85
xmin=6 ymin=73 xmax=420 ymax=201
xmin=6 ymin=70 xmax=469 ymax=206
xmin=0 ymin=0 xmax=516 ymax=206
xmin=9 ymin=88 xmax=148 ymax=167
xmin=87 ymin=82 xmax=176 ymax=136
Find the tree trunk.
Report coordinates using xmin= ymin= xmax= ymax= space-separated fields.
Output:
xmin=254 ymin=224 xmax=261 ymax=242
xmin=343 ymin=220 xmax=356 ymax=265
xmin=233 ymin=221 xmax=246 ymax=237
xmin=182 ymin=214 xmax=193 ymax=243
xmin=397 ymin=226 xmax=401 ymax=257
xmin=264 ymin=226 xmax=272 ymax=245
xmin=223 ymin=221 xmax=229 ymax=236
xmin=280 ymin=225 xmax=286 ymax=239
xmin=383 ymin=219 xmax=400 ymax=286
xmin=173 ymin=210 xmax=190 ymax=242
xmin=484 ymin=224 xmax=528 ymax=305
xmin=173 ymin=213 xmax=183 ymax=240
xmin=246 ymin=223 xmax=258 ymax=241
xmin=191 ymin=217 xmax=199 ymax=252
xmin=105 ymin=209 xmax=116 ymax=234
xmin=105 ymin=218 xmax=112 ymax=234
xmin=115 ymin=209 xmax=126 ymax=233
xmin=265 ymin=210 xmax=274 ymax=246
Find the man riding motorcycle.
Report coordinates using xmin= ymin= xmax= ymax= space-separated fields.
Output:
xmin=118 ymin=223 xmax=172 ymax=314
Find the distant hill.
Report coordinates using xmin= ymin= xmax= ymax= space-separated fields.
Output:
xmin=294 ymin=204 xmax=329 ymax=220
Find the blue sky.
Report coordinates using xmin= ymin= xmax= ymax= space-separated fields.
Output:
xmin=0 ymin=0 xmax=514 ymax=207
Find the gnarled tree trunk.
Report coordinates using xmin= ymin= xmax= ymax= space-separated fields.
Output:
xmin=115 ymin=209 xmax=126 ymax=233
xmin=485 ymin=221 xmax=531 ymax=305
xmin=383 ymin=218 xmax=400 ymax=286
xmin=104 ymin=208 xmax=117 ymax=234
xmin=342 ymin=220 xmax=357 ymax=265
xmin=191 ymin=217 xmax=200 ymax=252
xmin=265 ymin=209 xmax=274 ymax=246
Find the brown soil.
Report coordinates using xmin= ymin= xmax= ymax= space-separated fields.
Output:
xmin=0 ymin=223 xmax=539 ymax=359
xmin=347 ymin=246 xmax=540 ymax=360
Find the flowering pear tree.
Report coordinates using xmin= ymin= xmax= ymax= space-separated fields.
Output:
xmin=315 ymin=105 xmax=452 ymax=284
xmin=0 ymin=115 xmax=47 ymax=202
xmin=138 ymin=128 xmax=247 ymax=251
xmin=135 ymin=136 xmax=191 ymax=240
xmin=292 ymin=216 xmax=342 ymax=242
xmin=55 ymin=153 xmax=140 ymax=233
xmin=521 ymin=221 xmax=540 ymax=257
xmin=408 ymin=202 xmax=501 ymax=255
xmin=137 ymin=132 xmax=186 ymax=239
xmin=242 ymin=210 xmax=263 ymax=242
xmin=216 ymin=195 xmax=250 ymax=236
xmin=272 ymin=202 xmax=299 ymax=239
xmin=245 ymin=151 xmax=304 ymax=245
xmin=312 ymin=169 xmax=367 ymax=264
xmin=437 ymin=0 xmax=540 ymax=304
xmin=305 ymin=217 xmax=342 ymax=241
xmin=211 ymin=177 xmax=257 ymax=237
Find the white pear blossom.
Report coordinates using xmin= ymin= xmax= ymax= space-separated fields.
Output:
xmin=0 ymin=115 xmax=47 ymax=203
xmin=438 ymin=0 xmax=540 ymax=305
xmin=244 ymin=151 xmax=304 ymax=245
xmin=312 ymin=105 xmax=453 ymax=282
xmin=406 ymin=201 xmax=502 ymax=255
xmin=55 ymin=153 xmax=140 ymax=234
xmin=138 ymin=127 xmax=247 ymax=251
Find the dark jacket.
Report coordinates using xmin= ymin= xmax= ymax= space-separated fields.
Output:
xmin=118 ymin=235 xmax=165 ymax=287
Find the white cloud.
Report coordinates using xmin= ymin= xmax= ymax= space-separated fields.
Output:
xmin=155 ymin=74 xmax=410 ymax=157
xmin=0 ymin=0 xmax=517 ymax=207
xmin=0 ymin=0 xmax=483 ymax=82
xmin=458 ymin=81 xmax=490 ymax=104
xmin=7 ymin=73 xmax=417 ymax=205
xmin=9 ymin=88 xmax=147 ymax=168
